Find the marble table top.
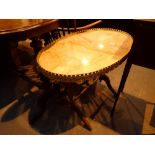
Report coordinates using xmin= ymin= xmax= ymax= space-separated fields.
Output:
xmin=37 ymin=28 xmax=133 ymax=82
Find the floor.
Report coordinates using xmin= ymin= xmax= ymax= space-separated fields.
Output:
xmin=0 ymin=57 xmax=155 ymax=135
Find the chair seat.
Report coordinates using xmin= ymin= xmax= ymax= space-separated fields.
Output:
xmin=17 ymin=64 xmax=50 ymax=89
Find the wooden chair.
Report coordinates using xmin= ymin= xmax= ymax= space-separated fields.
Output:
xmin=41 ymin=19 xmax=103 ymax=45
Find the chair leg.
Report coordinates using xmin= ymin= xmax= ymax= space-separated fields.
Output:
xmin=30 ymin=37 xmax=43 ymax=55
xmin=110 ymin=59 xmax=132 ymax=117
xmin=99 ymin=74 xmax=117 ymax=97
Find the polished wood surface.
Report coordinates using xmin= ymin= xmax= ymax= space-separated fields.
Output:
xmin=0 ymin=19 xmax=60 ymax=40
xmin=38 ymin=29 xmax=133 ymax=76
xmin=0 ymin=19 xmax=52 ymax=32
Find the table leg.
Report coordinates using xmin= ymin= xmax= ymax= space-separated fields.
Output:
xmin=99 ymin=74 xmax=117 ymax=97
xmin=0 ymin=40 xmax=21 ymax=74
xmin=30 ymin=37 xmax=43 ymax=55
xmin=110 ymin=58 xmax=132 ymax=117
xmin=9 ymin=41 xmax=21 ymax=66
xmin=66 ymin=83 xmax=92 ymax=131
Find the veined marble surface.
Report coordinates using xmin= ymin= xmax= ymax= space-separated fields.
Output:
xmin=37 ymin=29 xmax=133 ymax=75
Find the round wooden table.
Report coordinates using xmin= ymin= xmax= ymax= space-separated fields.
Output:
xmin=0 ymin=19 xmax=60 ymax=73
xmin=36 ymin=28 xmax=133 ymax=130
xmin=0 ymin=19 xmax=60 ymax=40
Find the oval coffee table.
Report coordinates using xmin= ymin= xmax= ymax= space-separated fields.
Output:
xmin=36 ymin=28 xmax=133 ymax=130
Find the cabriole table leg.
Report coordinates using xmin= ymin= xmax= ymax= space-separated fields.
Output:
xmin=66 ymin=83 xmax=92 ymax=131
